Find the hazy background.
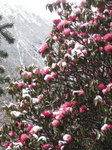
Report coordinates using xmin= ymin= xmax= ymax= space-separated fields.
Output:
xmin=0 ymin=0 xmax=82 ymax=22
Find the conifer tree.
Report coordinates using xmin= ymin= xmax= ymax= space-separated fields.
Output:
xmin=0 ymin=15 xmax=14 ymax=96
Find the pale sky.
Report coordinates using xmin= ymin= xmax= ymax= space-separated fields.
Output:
xmin=1 ymin=0 xmax=82 ymax=22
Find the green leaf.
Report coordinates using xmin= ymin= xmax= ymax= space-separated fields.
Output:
xmin=104 ymin=117 xmax=108 ymax=124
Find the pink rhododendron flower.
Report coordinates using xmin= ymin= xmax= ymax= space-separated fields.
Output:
xmin=30 ymin=126 xmax=43 ymax=134
xmin=8 ymin=103 xmax=15 ymax=108
xmin=92 ymin=131 xmax=97 ymax=136
xmin=101 ymin=124 xmax=112 ymax=131
xmin=102 ymin=83 xmax=112 ymax=94
xmin=80 ymin=32 xmax=87 ymax=36
xmin=71 ymin=31 xmax=79 ymax=36
xmin=57 ymin=22 xmax=63 ymax=30
xmin=60 ymin=0 xmax=66 ymax=3
xmin=110 ymin=22 xmax=112 ymax=27
xmin=62 ymin=28 xmax=71 ymax=35
xmin=55 ymin=113 xmax=64 ymax=120
xmin=8 ymin=143 xmax=13 ymax=147
xmin=99 ymin=47 xmax=104 ymax=51
xmin=80 ymin=0 xmax=86 ymax=6
xmin=57 ymin=20 xmax=71 ymax=30
xmin=69 ymin=15 xmax=76 ymax=21
xmin=89 ymin=20 xmax=94 ymax=24
xmin=97 ymin=83 xmax=105 ymax=90
xmin=9 ymin=132 xmax=16 ymax=137
xmin=52 ymin=19 xmax=61 ymax=24
xmin=17 ymin=140 xmax=24 ymax=144
xmin=102 ymin=88 xmax=108 ymax=95
xmin=79 ymin=106 xmax=88 ymax=113
xmin=99 ymin=14 xmax=105 ymax=19
xmin=55 ymin=36 xmax=61 ymax=41
xmin=93 ymin=35 xmax=102 ymax=42
xmin=18 ymin=82 xmax=24 ymax=87
xmin=107 ymin=82 xmax=112 ymax=88
xmin=52 ymin=119 xmax=60 ymax=127
xmin=20 ymin=134 xmax=29 ymax=142
xmin=83 ymin=38 xmax=88 ymax=43
xmin=27 ymin=125 xmax=33 ymax=131
xmin=50 ymin=32 xmax=55 ymax=36
xmin=73 ymin=89 xmax=85 ymax=95
xmin=39 ymin=42 xmax=48 ymax=53
xmin=103 ymin=33 xmax=112 ymax=41
xmin=53 ymin=110 xmax=66 ymax=118
xmin=78 ymin=89 xmax=85 ymax=95
xmin=60 ymin=102 xmax=71 ymax=108
xmin=63 ymin=134 xmax=72 ymax=142
xmin=4 ymin=141 xmax=13 ymax=147
xmin=62 ymin=20 xmax=71 ymax=25
xmin=64 ymin=107 xmax=72 ymax=112
xmin=42 ymin=144 xmax=51 ymax=149
xmin=82 ymin=50 xmax=88 ymax=56
xmin=50 ymin=72 xmax=57 ymax=78
xmin=44 ymin=72 xmax=57 ymax=82
xmin=28 ymin=82 xmax=35 ymax=89
xmin=17 ymin=122 xmax=22 ymax=127
xmin=41 ymin=66 xmax=50 ymax=75
xmin=37 ymin=94 xmax=43 ymax=100
xmin=33 ymin=68 xmax=39 ymax=74
xmin=58 ymin=140 xmax=66 ymax=147
xmin=4 ymin=142 xmax=10 ymax=147
xmin=104 ymin=44 xmax=112 ymax=53
xmin=42 ymin=110 xmax=51 ymax=117
xmin=71 ymin=101 xmax=78 ymax=106
xmin=21 ymin=71 xmax=32 ymax=78
xmin=101 ymin=100 xmax=106 ymax=105
xmin=44 ymin=74 xmax=52 ymax=82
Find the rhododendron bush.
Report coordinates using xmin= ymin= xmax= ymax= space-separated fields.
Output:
xmin=0 ymin=0 xmax=112 ymax=149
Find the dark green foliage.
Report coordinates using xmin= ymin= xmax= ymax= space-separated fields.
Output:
xmin=0 ymin=50 xmax=8 ymax=58
xmin=0 ymin=15 xmax=14 ymax=96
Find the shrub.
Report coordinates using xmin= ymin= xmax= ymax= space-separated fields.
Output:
xmin=0 ymin=0 xmax=112 ymax=149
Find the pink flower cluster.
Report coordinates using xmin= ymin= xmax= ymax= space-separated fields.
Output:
xmin=4 ymin=141 xmax=13 ymax=148
xmin=73 ymin=89 xmax=85 ymax=95
xmin=62 ymin=28 xmax=71 ymax=35
xmin=18 ymin=82 xmax=24 ymax=87
xmin=9 ymin=131 xmax=16 ymax=137
xmin=52 ymin=19 xmax=61 ymax=24
xmin=97 ymin=83 xmax=105 ymax=90
xmin=44 ymin=72 xmax=57 ymax=82
xmin=20 ymin=133 xmax=29 ymax=142
xmin=104 ymin=44 xmax=112 ymax=54
xmin=101 ymin=124 xmax=112 ymax=132
xmin=52 ymin=101 xmax=78 ymax=127
xmin=42 ymin=110 xmax=52 ymax=117
xmin=63 ymin=134 xmax=72 ymax=142
xmin=57 ymin=20 xmax=71 ymax=30
xmin=38 ymin=42 xmax=48 ymax=53
xmin=93 ymin=34 xmax=102 ymax=42
xmin=103 ymin=33 xmax=112 ymax=41
xmin=41 ymin=67 xmax=50 ymax=75
xmin=33 ymin=68 xmax=40 ymax=74
xmin=21 ymin=71 xmax=32 ymax=78
xmin=102 ymin=83 xmax=112 ymax=95
xmin=79 ymin=106 xmax=88 ymax=113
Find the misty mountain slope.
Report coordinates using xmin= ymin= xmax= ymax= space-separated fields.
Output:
xmin=0 ymin=5 xmax=52 ymax=149
xmin=0 ymin=2 xmax=52 ymax=77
